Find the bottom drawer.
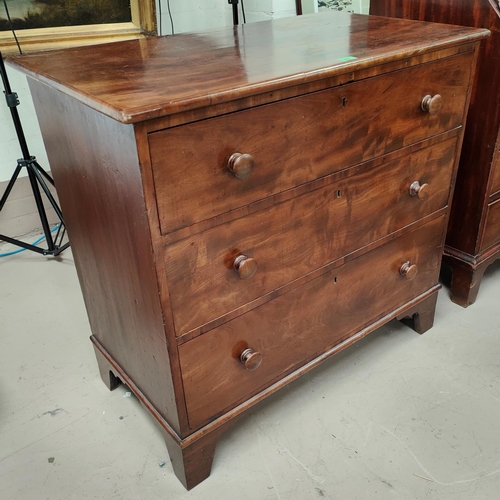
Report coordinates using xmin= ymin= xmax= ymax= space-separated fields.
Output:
xmin=179 ymin=216 xmax=445 ymax=430
xmin=481 ymin=197 xmax=500 ymax=251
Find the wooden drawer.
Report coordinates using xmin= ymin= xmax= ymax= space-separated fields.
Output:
xmin=179 ymin=215 xmax=445 ymax=429
xmin=481 ymin=197 xmax=500 ymax=251
xmin=491 ymin=160 xmax=500 ymax=197
xmin=165 ymin=137 xmax=457 ymax=336
xmin=150 ymin=53 xmax=472 ymax=235
xmin=490 ymin=132 xmax=500 ymax=196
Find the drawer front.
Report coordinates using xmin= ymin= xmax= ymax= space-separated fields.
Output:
xmin=151 ymin=53 xmax=472 ymax=235
xmin=179 ymin=215 xmax=445 ymax=430
xmin=481 ymin=198 xmax=500 ymax=251
xmin=165 ymin=138 xmax=457 ymax=336
xmin=490 ymin=132 xmax=500 ymax=196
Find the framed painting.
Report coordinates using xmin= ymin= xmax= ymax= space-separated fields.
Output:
xmin=0 ymin=0 xmax=156 ymax=54
xmin=296 ymin=0 xmax=367 ymax=15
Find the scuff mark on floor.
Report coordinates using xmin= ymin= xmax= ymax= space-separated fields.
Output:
xmin=41 ymin=408 xmax=66 ymax=418
xmin=281 ymin=447 xmax=324 ymax=484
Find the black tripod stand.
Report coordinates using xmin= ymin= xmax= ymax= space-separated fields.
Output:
xmin=228 ymin=0 xmax=246 ymax=25
xmin=0 ymin=53 xmax=69 ymax=256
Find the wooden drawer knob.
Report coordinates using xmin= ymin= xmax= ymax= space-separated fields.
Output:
xmin=400 ymin=261 xmax=418 ymax=281
xmin=240 ymin=348 xmax=262 ymax=371
xmin=228 ymin=153 xmax=254 ymax=180
xmin=409 ymin=181 xmax=429 ymax=199
xmin=421 ymin=94 xmax=443 ymax=115
xmin=234 ymin=254 xmax=257 ymax=279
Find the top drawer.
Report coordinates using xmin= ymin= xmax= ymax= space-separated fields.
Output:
xmin=150 ymin=52 xmax=473 ymax=235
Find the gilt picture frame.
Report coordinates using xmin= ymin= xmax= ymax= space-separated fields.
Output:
xmin=0 ymin=0 xmax=156 ymax=54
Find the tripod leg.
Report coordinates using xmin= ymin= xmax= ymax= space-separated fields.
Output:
xmin=33 ymin=161 xmax=55 ymax=187
xmin=0 ymin=164 xmax=22 ymax=211
xmin=30 ymin=164 xmax=65 ymax=223
xmin=27 ymin=166 xmax=55 ymax=252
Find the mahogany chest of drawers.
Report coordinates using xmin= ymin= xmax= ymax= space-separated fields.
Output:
xmin=371 ymin=0 xmax=500 ymax=307
xmin=10 ymin=12 xmax=487 ymax=490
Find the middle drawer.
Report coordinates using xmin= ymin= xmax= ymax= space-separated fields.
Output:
xmin=165 ymin=137 xmax=457 ymax=337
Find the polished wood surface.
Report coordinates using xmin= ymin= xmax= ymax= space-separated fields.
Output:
xmin=165 ymin=138 xmax=457 ymax=337
xmin=179 ymin=216 xmax=445 ymax=430
xmin=150 ymin=54 xmax=471 ymax=234
xmin=13 ymin=12 xmax=486 ymax=490
xmin=482 ymin=198 xmax=500 ymax=251
xmin=8 ymin=12 xmax=487 ymax=123
xmin=371 ymin=0 xmax=500 ymax=306
xmin=491 ymin=140 xmax=500 ymax=195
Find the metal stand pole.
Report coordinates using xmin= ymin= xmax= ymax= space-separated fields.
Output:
xmin=0 ymin=52 xmax=69 ymax=256
xmin=228 ymin=0 xmax=239 ymax=25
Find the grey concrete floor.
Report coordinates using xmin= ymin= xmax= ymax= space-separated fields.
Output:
xmin=1 ymin=244 xmax=499 ymax=500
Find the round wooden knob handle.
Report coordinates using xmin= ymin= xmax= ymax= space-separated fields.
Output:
xmin=400 ymin=261 xmax=418 ymax=281
xmin=240 ymin=348 xmax=262 ymax=371
xmin=409 ymin=181 xmax=430 ymax=200
xmin=421 ymin=94 xmax=443 ymax=116
xmin=228 ymin=153 xmax=254 ymax=180
xmin=233 ymin=254 xmax=257 ymax=279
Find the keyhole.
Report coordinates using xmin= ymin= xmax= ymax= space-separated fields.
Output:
xmin=334 ymin=276 xmax=338 ymax=284
xmin=336 ymin=189 xmax=342 ymax=199
xmin=342 ymin=97 xmax=348 ymax=108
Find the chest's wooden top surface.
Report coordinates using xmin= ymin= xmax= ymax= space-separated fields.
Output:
xmin=8 ymin=12 xmax=488 ymax=124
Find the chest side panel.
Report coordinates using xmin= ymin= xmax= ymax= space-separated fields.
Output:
xmin=28 ymin=80 xmax=182 ymax=434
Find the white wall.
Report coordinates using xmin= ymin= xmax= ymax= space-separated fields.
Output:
xmin=155 ymin=0 xmax=298 ymax=35
xmin=156 ymin=0 xmax=232 ymax=36
xmin=0 ymin=65 xmax=50 ymax=182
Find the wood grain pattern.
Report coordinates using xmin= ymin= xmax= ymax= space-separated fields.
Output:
xmin=8 ymin=12 xmax=488 ymax=123
xmin=159 ymin=130 xmax=460 ymax=246
xmin=444 ymin=242 xmax=500 ymax=306
xmin=150 ymin=53 xmax=472 ymax=234
xmin=179 ymin=215 xmax=445 ymax=430
xmin=371 ymin=0 xmax=498 ymax=258
xmin=370 ymin=0 xmax=500 ymax=306
xmin=132 ymin=122 xmax=192 ymax=437
xmin=14 ymin=11 xmax=485 ymax=490
xmin=490 ymin=131 xmax=500 ymax=196
xmin=177 ymin=286 xmax=441 ymax=456
xmin=165 ymin=137 xmax=457 ymax=337
xmin=396 ymin=289 xmax=438 ymax=334
xmin=28 ymin=80 xmax=182 ymax=434
xmin=481 ymin=198 xmax=500 ymax=251
xmin=172 ymin=210 xmax=447 ymax=345
xmin=142 ymin=43 xmax=478 ymax=135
